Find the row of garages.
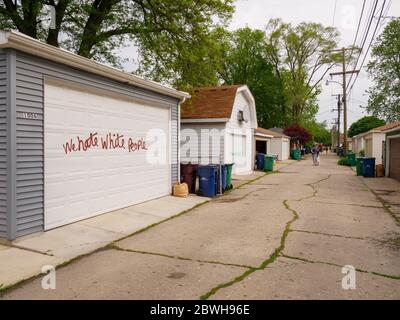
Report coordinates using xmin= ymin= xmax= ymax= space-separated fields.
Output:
xmin=351 ymin=121 xmax=400 ymax=181
xmin=0 ymin=30 xmax=289 ymax=240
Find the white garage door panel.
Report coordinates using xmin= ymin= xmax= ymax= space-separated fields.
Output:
xmin=282 ymin=141 xmax=289 ymax=160
xmin=45 ymin=83 xmax=170 ymax=229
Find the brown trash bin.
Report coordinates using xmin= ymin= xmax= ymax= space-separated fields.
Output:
xmin=180 ymin=163 xmax=198 ymax=193
xmin=376 ymin=164 xmax=385 ymax=178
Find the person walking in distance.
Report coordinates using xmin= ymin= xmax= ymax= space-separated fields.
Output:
xmin=311 ymin=144 xmax=320 ymax=166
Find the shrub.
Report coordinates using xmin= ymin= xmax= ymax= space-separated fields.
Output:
xmin=359 ymin=149 xmax=365 ymax=157
xmin=338 ymin=157 xmax=351 ymax=166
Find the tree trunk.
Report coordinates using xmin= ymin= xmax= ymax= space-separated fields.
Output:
xmin=46 ymin=0 xmax=70 ymax=47
xmin=78 ymin=0 xmax=119 ymax=58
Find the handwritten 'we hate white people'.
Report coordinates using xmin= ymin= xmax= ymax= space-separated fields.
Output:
xmin=62 ymin=132 xmax=147 ymax=155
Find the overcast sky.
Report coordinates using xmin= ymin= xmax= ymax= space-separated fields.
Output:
xmin=230 ymin=0 xmax=400 ymax=129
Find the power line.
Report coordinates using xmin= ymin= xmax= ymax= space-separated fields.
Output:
xmin=347 ymin=0 xmax=387 ymax=96
xmin=332 ymin=0 xmax=338 ymax=26
xmin=347 ymin=0 xmax=379 ymax=90
xmin=376 ymin=0 xmax=392 ymax=34
xmin=347 ymin=0 xmax=367 ymax=69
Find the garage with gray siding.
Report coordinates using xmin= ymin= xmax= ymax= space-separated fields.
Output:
xmin=0 ymin=30 xmax=188 ymax=240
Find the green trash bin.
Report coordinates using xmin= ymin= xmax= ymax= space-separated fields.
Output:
xmin=347 ymin=153 xmax=356 ymax=167
xmin=356 ymin=157 xmax=364 ymax=176
xmin=264 ymin=155 xmax=274 ymax=172
xmin=291 ymin=149 xmax=301 ymax=160
xmin=225 ymin=163 xmax=234 ymax=189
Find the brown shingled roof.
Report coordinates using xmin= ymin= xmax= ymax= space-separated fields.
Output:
xmin=181 ymin=85 xmax=243 ymax=119
xmin=373 ymin=121 xmax=400 ymax=132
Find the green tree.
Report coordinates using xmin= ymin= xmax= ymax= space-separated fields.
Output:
xmin=366 ymin=18 xmax=400 ymax=122
xmin=0 ymin=0 xmax=234 ymax=76
xmin=302 ymin=120 xmax=331 ymax=145
xmin=218 ymin=28 xmax=287 ymax=128
xmin=264 ymin=19 xmax=341 ymax=124
xmin=348 ymin=116 xmax=386 ymax=137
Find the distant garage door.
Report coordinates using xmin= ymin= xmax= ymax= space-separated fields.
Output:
xmin=389 ymin=138 xmax=400 ymax=182
xmin=44 ymin=82 xmax=170 ymax=229
xmin=282 ymin=140 xmax=289 ymax=160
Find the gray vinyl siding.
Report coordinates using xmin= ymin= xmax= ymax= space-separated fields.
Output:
xmin=0 ymin=49 xmax=7 ymax=238
xmin=11 ymin=50 xmax=180 ymax=238
xmin=171 ymin=105 xmax=179 ymax=185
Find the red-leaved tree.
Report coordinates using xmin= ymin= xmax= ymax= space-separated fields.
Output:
xmin=284 ymin=125 xmax=313 ymax=149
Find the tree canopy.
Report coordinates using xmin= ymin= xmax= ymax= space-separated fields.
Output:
xmin=0 ymin=3 xmax=349 ymax=128
xmin=302 ymin=120 xmax=331 ymax=146
xmin=219 ymin=27 xmax=287 ymax=128
xmin=264 ymin=19 xmax=341 ymax=124
xmin=347 ymin=116 xmax=386 ymax=138
xmin=284 ymin=124 xmax=313 ymax=148
xmin=0 ymin=0 xmax=234 ymax=87
xmin=366 ymin=18 xmax=400 ymax=122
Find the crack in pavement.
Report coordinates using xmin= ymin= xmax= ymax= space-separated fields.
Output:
xmin=110 ymin=245 xmax=254 ymax=269
xmin=198 ymin=171 xmax=328 ymax=299
xmin=291 ymin=199 xmax=384 ymax=208
xmin=281 ymin=253 xmax=400 ymax=281
xmin=290 ymin=229 xmax=367 ymax=241
xmin=213 ymin=189 xmax=265 ymax=203
xmin=199 ymin=171 xmax=400 ymax=299
xmin=199 ymin=199 xmax=300 ymax=300
xmin=359 ymin=179 xmax=400 ymax=226
xmin=294 ymin=174 xmax=331 ymax=201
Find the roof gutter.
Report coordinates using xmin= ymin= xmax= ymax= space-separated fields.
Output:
xmin=382 ymin=126 xmax=400 ymax=134
xmin=181 ymin=118 xmax=230 ymax=124
xmin=0 ymin=30 xmax=190 ymax=101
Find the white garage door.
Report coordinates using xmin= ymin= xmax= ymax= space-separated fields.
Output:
xmin=282 ymin=140 xmax=289 ymax=161
xmin=44 ymin=82 xmax=171 ymax=229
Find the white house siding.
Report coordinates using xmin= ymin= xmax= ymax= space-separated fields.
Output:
xmin=225 ymin=91 xmax=254 ymax=174
xmin=363 ymin=132 xmax=385 ymax=165
xmin=372 ymin=133 xmax=385 ymax=165
xmin=180 ymin=123 xmax=225 ymax=165
xmin=0 ymin=49 xmax=7 ymax=238
xmin=355 ymin=137 xmax=364 ymax=154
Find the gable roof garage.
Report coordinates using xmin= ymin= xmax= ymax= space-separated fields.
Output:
xmin=181 ymin=85 xmax=258 ymax=175
xmin=383 ymin=121 xmax=400 ymax=182
xmin=0 ymin=30 xmax=189 ymax=240
xmin=352 ymin=124 xmax=392 ymax=165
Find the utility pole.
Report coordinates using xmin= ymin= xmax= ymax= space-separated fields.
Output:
xmin=332 ymin=94 xmax=341 ymax=152
xmin=329 ymin=48 xmax=359 ymax=154
xmin=341 ymin=48 xmax=347 ymax=154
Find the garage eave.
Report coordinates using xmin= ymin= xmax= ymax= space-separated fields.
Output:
xmin=255 ymin=133 xmax=274 ymax=138
xmin=181 ymin=118 xmax=230 ymax=123
xmin=0 ymin=30 xmax=190 ymax=101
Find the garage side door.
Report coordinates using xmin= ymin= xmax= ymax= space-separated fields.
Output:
xmin=282 ymin=140 xmax=289 ymax=161
xmin=389 ymin=138 xmax=400 ymax=181
xmin=44 ymin=83 xmax=170 ymax=229
xmin=227 ymin=133 xmax=252 ymax=174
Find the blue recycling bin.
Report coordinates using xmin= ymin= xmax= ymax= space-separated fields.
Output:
xmin=256 ymin=153 xmax=265 ymax=170
xmin=197 ymin=165 xmax=218 ymax=197
xmin=209 ymin=164 xmax=227 ymax=193
xmin=363 ymin=157 xmax=376 ymax=178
